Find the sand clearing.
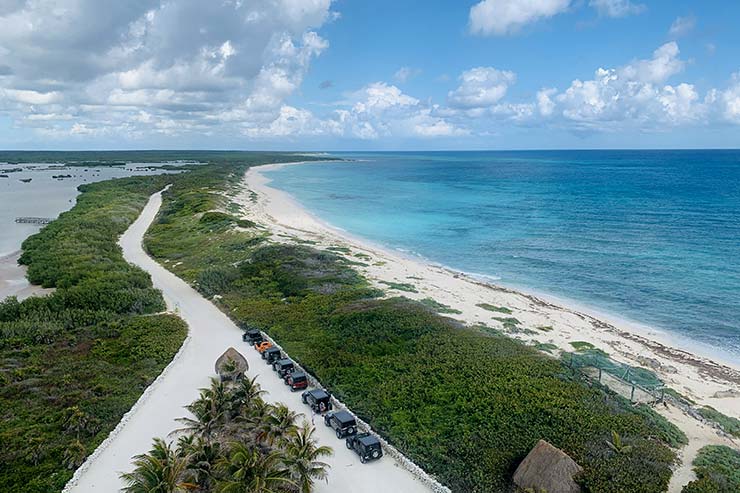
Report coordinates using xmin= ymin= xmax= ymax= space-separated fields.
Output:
xmin=241 ymin=163 xmax=740 ymax=492
xmin=65 ymin=189 xmax=432 ymax=493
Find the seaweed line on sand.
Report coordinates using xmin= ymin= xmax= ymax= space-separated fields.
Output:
xmin=459 ymin=274 xmax=740 ymax=386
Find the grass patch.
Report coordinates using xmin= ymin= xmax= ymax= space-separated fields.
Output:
xmin=696 ymin=406 xmax=740 ymax=438
xmin=418 ymin=298 xmax=462 ymax=314
xmin=570 ymin=341 xmax=597 ymax=352
xmin=477 ymin=303 xmax=512 ymax=314
xmin=379 ymin=280 xmax=418 ymax=293
xmin=535 ymin=342 xmax=559 ymax=353
xmin=327 ymin=246 xmax=352 ymax=254
xmin=537 ymin=325 xmax=554 ymax=332
xmin=493 ymin=316 xmax=522 ymax=330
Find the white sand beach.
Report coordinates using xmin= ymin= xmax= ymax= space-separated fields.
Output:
xmin=241 ymin=163 xmax=740 ymax=491
xmin=65 ymin=189 xmax=432 ymax=493
xmin=0 ymin=251 xmax=53 ymax=301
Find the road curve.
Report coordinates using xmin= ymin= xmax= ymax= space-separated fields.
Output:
xmin=65 ymin=189 xmax=431 ymax=493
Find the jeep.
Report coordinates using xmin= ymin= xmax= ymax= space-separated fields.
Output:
xmin=284 ymin=371 xmax=308 ymax=391
xmin=301 ymin=389 xmax=333 ymax=413
xmin=324 ymin=410 xmax=357 ymax=439
xmin=346 ymin=433 xmax=383 ymax=463
xmin=272 ymin=358 xmax=295 ymax=378
xmin=254 ymin=340 xmax=273 ymax=353
xmin=262 ymin=347 xmax=282 ymax=365
xmin=242 ymin=329 xmax=263 ymax=345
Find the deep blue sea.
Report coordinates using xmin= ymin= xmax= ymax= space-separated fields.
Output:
xmin=264 ymin=151 xmax=740 ymax=360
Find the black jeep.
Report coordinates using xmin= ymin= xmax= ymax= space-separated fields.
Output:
xmin=284 ymin=371 xmax=308 ymax=391
xmin=262 ymin=347 xmax=282 ymax=365
xmin=324 ymin=410 xmax=357 ymax=439
xmin=301 ymin=389 xmax=333 ymax=413
xmin=346 ymin=433 xmax=383 ymax=463
xmin=272 ymin=358 xmax=295 ymax=378
xmin=242 ymin=329 xmax=263 ymax=345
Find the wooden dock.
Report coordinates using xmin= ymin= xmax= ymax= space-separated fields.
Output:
xmin=15 ymin=217 xmax=54 ymax=225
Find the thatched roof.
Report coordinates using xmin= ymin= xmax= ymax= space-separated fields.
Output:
xmin=513 ymin=440 xmax=583 ymax=493
xmin=214 ymin=347 xmax=248 ymax=380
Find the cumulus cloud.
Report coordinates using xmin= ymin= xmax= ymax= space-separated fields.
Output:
xmin=448 ymin=68 xmax=516 ymax=109
xmin=321 ymin=82 xmax=466 ymax=140
xmin=0 ymin=0 xmax=335 ymax=140
xmin=469 ymin=0 xmax=571 ymax=36
xmin=535 ymin=42 xmax=705 ymax=129
xmin=589 ymin=0 xmax=645 ymax=18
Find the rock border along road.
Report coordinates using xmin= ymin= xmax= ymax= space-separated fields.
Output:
xmin=64 ymin=188 xmax=432 ymax=493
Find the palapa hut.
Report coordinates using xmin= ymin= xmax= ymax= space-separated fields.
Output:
xmin=214 ymin=347 xmax=248 ymax=382
xmin=513 ymin=440 xmax=583 ymax=493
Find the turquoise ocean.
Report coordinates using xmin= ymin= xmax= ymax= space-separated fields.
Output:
xmin=263 ymin=151 xmax=740 ymax=361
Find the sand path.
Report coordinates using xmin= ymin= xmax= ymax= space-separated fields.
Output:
xmin=64 ymin=189 xmax=431 ymax=493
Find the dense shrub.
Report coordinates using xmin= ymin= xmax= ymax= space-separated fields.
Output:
xmin=682 ymin=445 xmax=740 ymax=493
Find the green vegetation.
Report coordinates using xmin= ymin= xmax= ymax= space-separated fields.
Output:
xmin=682 ymin=445 xmax=740 ymax=493
xmin=378 ymin=280 xmax=418 ymax=293
xmin=1 ymin=175 xmax=187 ymax=492
xmin=476 ymin=303 xmax=512 ymax=314
xmin=1 ymin=152 xmax=324 ymax=492
xmin=493 ymin=316 xmax=522 ymax=330
xmin=534 ymin=342 xmax=559 ymax=353
xmin=122 ymin=376 xmax=331 ymax=493
xmin=144 ymin=164 xmax=682 ymax=493
xmin=419 ymin=297 xmax=462 ymax=314
xmin=570 ymin=341 xmax=597 ymax=352
xmin=696 ymin=407 xmax=740 ymax=438
xmin=537 ymin=325 xmax=554 ymax=332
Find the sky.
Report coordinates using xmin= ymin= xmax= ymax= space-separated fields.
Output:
xmin=0 ymin=0 xmax=739 ymax=150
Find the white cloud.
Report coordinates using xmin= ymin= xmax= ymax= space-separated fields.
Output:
xmin=589 ymin=0 xmax=645 ymax=18
xmin=469 ymin=0 xmax=571 ymax=36
xmin=668 ymin=15 xmax=696 ymax=38
xmin=447 ymin=67 xmax=516 ymax=109
xmin=0 ymin=0 xmax=335 ymax=140
xmin=394 ymin=66 xmax=421 ymax=84
xmin=538 ymin=42 xmax=705 ymax=129
xmin=712 ymin=73 xmax=740 ymax=123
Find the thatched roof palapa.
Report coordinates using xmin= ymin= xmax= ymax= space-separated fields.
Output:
xmin=513 ymin=439 xmax=583 ymax=493
xmin=215 ymin=347 xmax=248 ymax=381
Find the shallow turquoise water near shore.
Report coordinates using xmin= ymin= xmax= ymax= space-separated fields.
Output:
xmin=264 ymin=150 xmax=740 ymax=359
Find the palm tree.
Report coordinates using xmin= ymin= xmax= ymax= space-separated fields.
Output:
xmin=281 ymin=423 xmax=332 ymax=493
xmin=176 ymin=379 xmax=234 ymax=440
xmin=256 ymin=403 xmax=300 ymax=447
xmin=230 ymin=375 xmax=266 ymax=413
xmin=606 ymin=430 xmax=633 ymax=454
xmin=120 ymin=438 xmax=194 ymax=493
xmin=215 ymin=442 xmax=294 ymax=493
xmin=177 ymin=434 xmax=221 ymax=491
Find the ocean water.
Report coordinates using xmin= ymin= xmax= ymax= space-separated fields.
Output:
xmin=0 ymin=163 xmax=181 ymax=257
xmin=263 ymin=151 xmax=740 ymax=360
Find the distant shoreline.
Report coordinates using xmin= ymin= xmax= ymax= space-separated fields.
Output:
xmin=244 ymin=161 xmax=740 ymax=420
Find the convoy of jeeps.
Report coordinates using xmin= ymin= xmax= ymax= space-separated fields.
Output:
xmin=242 ymin=328 xmax=384 ymax=464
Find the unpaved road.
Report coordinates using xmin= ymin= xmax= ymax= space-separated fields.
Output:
xmin=65 ymin=189 xmax=431 ymax=493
